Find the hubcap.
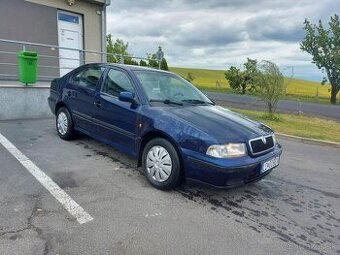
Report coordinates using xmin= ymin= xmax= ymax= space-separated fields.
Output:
xmin=146 ymin=145 xmax=172 ymax=182
xmin=57 ymin=112 xmax=68 ymax=135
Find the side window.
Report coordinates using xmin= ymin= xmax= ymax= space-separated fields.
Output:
xmin=71 ymin=66 xmax=104 ymax=90
xmin=102 ymin=69 xmax=135 ymax=97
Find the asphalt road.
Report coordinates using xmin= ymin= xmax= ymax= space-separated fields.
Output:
xmin=0 ymin=118 xmax=339 ymax=255
xmin=205 ymin=92 xmax=340 ymax=120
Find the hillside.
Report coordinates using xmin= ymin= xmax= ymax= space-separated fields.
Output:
xmin=170 ymin=67 xmax=330 ymax=100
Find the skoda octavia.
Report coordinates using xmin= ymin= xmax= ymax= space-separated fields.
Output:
xmin=48 ymin=63 xmax=282 ymax=190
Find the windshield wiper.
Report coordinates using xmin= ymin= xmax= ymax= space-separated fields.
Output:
xmin=149 ymin=99 xmax=183 ymax=106
xmin=181 ymin=99 xmax=214 ymax=105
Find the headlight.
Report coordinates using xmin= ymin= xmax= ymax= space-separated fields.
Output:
xmin=272 ymin=133 xmax=278 ymax=145
xmin=206 ymin=143 xmax=247 ymax=158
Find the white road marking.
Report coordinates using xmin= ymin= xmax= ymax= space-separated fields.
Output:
xmin=0 ymin=132 xmax=93 ymax=224
xmin=145 ymin=212 xmax=162 ymax=218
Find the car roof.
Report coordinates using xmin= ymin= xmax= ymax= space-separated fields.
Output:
xmin=86 ymin=62 xmax=173 ymax=74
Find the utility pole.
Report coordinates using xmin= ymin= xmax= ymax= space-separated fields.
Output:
xmin=156 ymin=46 xmax=164 ymax=70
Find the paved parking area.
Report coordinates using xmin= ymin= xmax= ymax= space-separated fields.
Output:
xmin=0 ymin=118 xmax=339 ymax=255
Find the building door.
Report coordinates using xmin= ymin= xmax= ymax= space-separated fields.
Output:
xmin=57 ymin=11 xmax=83 ymax=77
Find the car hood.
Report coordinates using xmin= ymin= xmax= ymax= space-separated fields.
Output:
xmin=166 ymin=105 xmax=273 ymax=143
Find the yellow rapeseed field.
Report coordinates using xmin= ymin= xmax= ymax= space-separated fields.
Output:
xmin=170 ymin=67 xmax=331 ymax=101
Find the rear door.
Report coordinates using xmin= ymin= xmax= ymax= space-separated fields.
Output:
xmin=94 ymin=68 xmax=140 ymax=155
xmin=64 ymin=66 xmax=104 ymax=133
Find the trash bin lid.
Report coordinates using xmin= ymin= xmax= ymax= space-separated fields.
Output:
xmin=17 ymin=51 xmax=38 ymax=59
xmin=21 ymin=51 xmax=38 ymax=57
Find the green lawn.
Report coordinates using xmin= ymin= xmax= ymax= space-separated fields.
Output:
xmin=170 ymin=67 xmax=333 ymax=104
xmin=227 ymin=107 xmax=340 ymax=143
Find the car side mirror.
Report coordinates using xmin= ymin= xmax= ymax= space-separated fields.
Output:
xmin=119 ymin=91 xmax=135 ymax=103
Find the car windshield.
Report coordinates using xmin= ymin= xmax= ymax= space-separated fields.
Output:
xmin=133 ymin=71 xmax=213 ymax=105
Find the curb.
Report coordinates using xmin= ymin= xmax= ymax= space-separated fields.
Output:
xmin=276 ymin=133 xmax=340 ymax=149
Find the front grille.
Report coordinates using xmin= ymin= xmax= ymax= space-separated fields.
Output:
xmin=249 ymin=135 xmax=274 ymax=155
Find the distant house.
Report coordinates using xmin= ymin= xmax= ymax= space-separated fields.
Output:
xmin=0 ymin=0 xmax=111 ymax=79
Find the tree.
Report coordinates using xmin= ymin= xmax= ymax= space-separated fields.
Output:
xmin=243 ymin=58 xmax=258 ymax=92
xmin=225 ymin=66 xmax=243 ymax=91
xmin=139 ymin=59 xmax=148 ymax=66
xmin=160 ymin=58 xmax=169 ymax=71
xmin=146 ymin=47 xmax=169 ymax=70
xmin=185 ymin=72 xmax=195 ymax=82
xmin=129 ymin=59 xmax=139 ymax=66
xmin=255 ymin=60 xmax=285 ymax=116
xmin=225 ymin=58 xmax=258 ymax=94
xmin=106 ymin=35 xmax=133 ymax=64
xmin=106 ymin=34 xmax=115 ymax=63
xmin=146 ymin=53 xmax=159 ymax=68
xmin=300 ymin=14 xmax=340 ymax=104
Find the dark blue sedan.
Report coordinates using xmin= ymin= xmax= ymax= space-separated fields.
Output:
xmin=48 ymin=63 xmax=282 ymax=190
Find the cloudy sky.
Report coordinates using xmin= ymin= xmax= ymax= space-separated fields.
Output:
xmin=106 ymin=0 xmax=339 ymax=81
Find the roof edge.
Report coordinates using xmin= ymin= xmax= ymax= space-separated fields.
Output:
xmin=82 ymin=0 xmax=111 ymax=6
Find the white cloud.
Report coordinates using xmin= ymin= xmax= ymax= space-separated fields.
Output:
xmin=106 ymin=0 xmax=339 ymax=81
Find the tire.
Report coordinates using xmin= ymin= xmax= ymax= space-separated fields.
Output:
xmin=56 ymin=107 xmax=75 ymax=140
xmin=142 ymin=138 xmax=182 ymax=190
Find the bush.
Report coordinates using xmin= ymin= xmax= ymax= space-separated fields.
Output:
xmin=255 ymin=60 xmax=285 ymax=116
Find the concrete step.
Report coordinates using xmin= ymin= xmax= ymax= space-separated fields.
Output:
xmin=0 ymin=81 xmax=53 ymax=120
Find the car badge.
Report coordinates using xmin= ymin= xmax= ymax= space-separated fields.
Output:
xmin=261 ymin=136 xmax=267 ymax=144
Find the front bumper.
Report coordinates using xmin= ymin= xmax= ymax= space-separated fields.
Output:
xmin=182 ymin=145 xmax=282 ymax=188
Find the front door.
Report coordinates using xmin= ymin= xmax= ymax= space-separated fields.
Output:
xmin=95 ymin=68 xmax=140 ymax=155
xmin=57 ymin=11 xmax=83 ymax=77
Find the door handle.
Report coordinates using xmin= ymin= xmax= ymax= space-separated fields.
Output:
xmin=94 ymin=101 xmax=101 ymax=108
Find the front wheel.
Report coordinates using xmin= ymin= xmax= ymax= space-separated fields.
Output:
xmin=142 ymin=138 xmax=182 ymax=190
xmin=56 ymin=107 xmax=75 ymax=140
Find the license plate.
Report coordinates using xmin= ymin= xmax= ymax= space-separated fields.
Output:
xmin=261 ymin=156 xmax=280 ymax=173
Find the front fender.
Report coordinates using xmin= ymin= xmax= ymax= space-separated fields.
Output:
xmin=140 ymin=106 xmax=217 ymax=155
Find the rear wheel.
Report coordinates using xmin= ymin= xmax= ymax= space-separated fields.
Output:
xmin=56 ymin=107 xmax=75 ymax=140
xmin=142 ymin=138 xmax=181 ymax=190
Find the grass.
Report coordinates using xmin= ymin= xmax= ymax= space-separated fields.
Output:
xmin=170 ymin=67 xmax=334 ymax=104
xmin=170 ymin=66 xmax=340 ymax=142
xmin=227 ymin=107 xmax=340 ymax=143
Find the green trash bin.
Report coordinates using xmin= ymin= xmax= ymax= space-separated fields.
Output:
xmin=17 ymin=51 xmax=38 ymax=84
